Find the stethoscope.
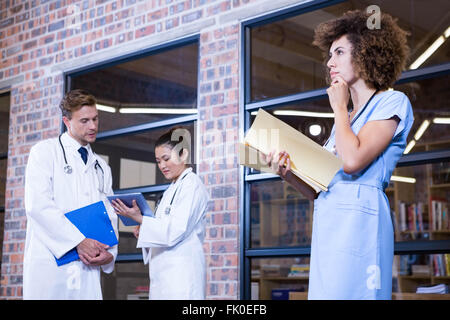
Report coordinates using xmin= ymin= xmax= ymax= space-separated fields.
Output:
xmin=155 ymin=170 xmax=190 ymax=217
xmin=58 ymin=134 xmax=106 ymax=193
xmin=324 ymin=90 xmax=379 ymax=153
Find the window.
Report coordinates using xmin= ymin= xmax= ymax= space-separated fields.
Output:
xmin=242 ymin=0 xmax=450 ymax=300
xmin=0 ymin=92 xmax=10 ymax=272
xmin=66 ymin=37 xmax=199 ymax=300
xmin=249 ymin=0 xmax=450 ymax=102
xmin=70 ymin=41 xmax=198 ymax=132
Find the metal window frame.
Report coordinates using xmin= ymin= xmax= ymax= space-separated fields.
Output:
xmin=63 ymin=35 xmax=200 ymax=264
xmin=239 ymin=0 xmax=450 ymax=299
xmin=0 ymin=91 xmax=9 ymax=216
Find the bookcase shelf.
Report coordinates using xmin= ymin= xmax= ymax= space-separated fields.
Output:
xmin=251 ymin=142 xmax=450 ymax=300
xmin=391 ymin=141 xmax=450 ymax=296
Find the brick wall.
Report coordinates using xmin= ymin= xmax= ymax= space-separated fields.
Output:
xmin=0 ymin=0 xmax=307 ymax=299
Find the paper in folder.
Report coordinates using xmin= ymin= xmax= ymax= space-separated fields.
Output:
xmin=55 ymin=201 xmax=118 ymax=266
xmin=239 ymin=108 xmax=343 ymax=194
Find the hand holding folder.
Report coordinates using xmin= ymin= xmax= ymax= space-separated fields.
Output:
xmin=55 ymin=201 xmax=118 ymax=266
xmin=239 ymin=109 xmax=343 ymax=199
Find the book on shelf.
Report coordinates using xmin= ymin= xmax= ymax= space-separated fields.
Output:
xmin=271 ymin=288 xmax=305 ymax=300
xmin=429 ymin=197 xmax=449 ymax=231
xmin=398 ymin=201 xmax=428 ymax=233
xmin=251 ymin=282 xmax=259 ymax=300
xmin=239 ymin=109 xmax=342 ymax=199
xmin=432 ymin=254 xmax=450 ymax=277
xmin=411 ymin=264 xmax=430 ymax=276
xmin=288 ymin=264 xmax=310 ymax=277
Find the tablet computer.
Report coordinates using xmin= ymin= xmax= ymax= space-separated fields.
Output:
xmin=107 ymin=193 xmax=154 ymax=226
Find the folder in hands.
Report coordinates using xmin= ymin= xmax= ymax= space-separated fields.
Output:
xmin=239 ymin=108 xmax=343 ymax=197
xmin=55 ymin=201 xmax=118 ymax=266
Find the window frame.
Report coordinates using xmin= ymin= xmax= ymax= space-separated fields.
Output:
xmin=239 ymin=0 xmax=450 ymax=299
xmin=63 ymin=35 xmax=200 ymax=263
xmin=0 ymin=151 xmax=4 ymax=214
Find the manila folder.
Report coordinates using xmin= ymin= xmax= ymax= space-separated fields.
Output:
xmin=242 ymin=108 xmax=342 ymax=192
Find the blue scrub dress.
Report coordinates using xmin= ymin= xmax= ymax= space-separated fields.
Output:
xmin=308 ymin=90 xmax=414 ymax=300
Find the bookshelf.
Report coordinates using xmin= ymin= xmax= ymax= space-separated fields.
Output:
xmin=390 ymin=140 xmax=450 ymax=297
xmin=250 ymin=181 xmax=312 ymax=300
xmin=251 ymin=141 xmax=450 ymax=300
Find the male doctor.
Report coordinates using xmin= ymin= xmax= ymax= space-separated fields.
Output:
xmin=23 ymin=89 xmax=118 ymax=299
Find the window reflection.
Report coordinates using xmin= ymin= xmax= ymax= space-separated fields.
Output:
xmin=248 ymin=73 xmax=450 ymax=151
xmin=251 ymin=257 xmax=310 ymax=300
xmin=0 ymin=92 xmax=9 ymax=270
xmin=250 ymin=180 xmax=312 ymax=248
xmin=92 ymin=123 xmax=196 ymax=190
xmin=250 ymin=254 xmax=450 ymax=300
xmin=71 ymin=42 xmax=198 ymax=132
xmin=395 ymin=74 xmax=450 ymax=153
xmin=391 ymin=162 xmax=450 ymax=242
xmin=250 ymin=0 xmax=450 ymax=101
xmin=101 ymin=262 xmax=149 ymax=300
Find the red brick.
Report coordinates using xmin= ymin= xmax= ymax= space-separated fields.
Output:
xmin=1 ymin=0 xmax=245 ymax=301
xmin=211 ymin=267 xmax=238 ymax=281
xmin=10 ymin=254 xmax=23 ymax=264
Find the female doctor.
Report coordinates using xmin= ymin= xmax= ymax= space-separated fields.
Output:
xmin=266 ymin=10 xmax=413 ymax=299
xmin=112 ymin=127 xmax=209 ymax=299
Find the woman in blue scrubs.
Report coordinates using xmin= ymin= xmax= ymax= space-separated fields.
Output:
xmin=268 ymin=10 xmax=414 ymax=299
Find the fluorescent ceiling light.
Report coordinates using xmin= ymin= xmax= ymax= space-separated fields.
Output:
xmin=433 ymin=117 xmax=450 ymax=124
xmin=390 ymin=175 xmax=416 ymax=184
xmin=119 ymin=108 xmax=198 ymax=114
xmin=96 ymin=103 xmax=116 ymax=113
xmin=404 ymin=140 xmax=416 ymax=154
xmin=414 ymin=120 xmax=430 ymax=141
xmin=409 ymin=25 xmax=449 ymax=70
xmin=445 ymin=26 xmax=450 ymax=38
xmin=273 ymin=110 xmax=335 ymax=118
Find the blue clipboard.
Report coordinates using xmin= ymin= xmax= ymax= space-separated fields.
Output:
xmin=107 ymin=193 xmax=154 ymax=226
xmin=55 ymin=201 xmax=118 ymax=266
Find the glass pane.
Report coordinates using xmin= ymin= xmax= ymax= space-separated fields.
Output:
xmin=117 ymin=191 xmax=163 ymax=254
xmin=0 ymin=158 xmax=5 ymax=209
xmin=0 ymin=93 xmax=9 ymax=154
xmin=250 ymin=0 xmax=450 ymax=101
xmin=393 ymin=254 xmax=450 ymax=299
xmin=251 ymin=257 xmax=310 ymax=300
xmin=250 ymin=254 xmax=450 ymax=300
xmin=92 ymin=122 xmax=196 ymax=190
xmin=248 ymin=72 xmax=450 ymax=161
xmin=101 ymin=262 xmax=149 ymax=300
xmin=395 ymin=74 xmax=450 ymax=153
xmin=389 ymin=162 xmax=450 ymax=242
xmin=249 ymin=96 xmax=333 ymax=148
xmin=71 ymin=42 xmax=198 ymax=132
xmin=250 ymin=180 xmax=313 ymax=248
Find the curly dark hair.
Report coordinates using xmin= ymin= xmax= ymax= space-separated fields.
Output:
xmin=313 ymin=9 xmax=410 ymax=90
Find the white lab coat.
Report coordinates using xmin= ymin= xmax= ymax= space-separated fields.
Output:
xmin=23 ymin=132 xmax=118 ymax=300
xmin=137 ymin=167 xmax=209 ymax=299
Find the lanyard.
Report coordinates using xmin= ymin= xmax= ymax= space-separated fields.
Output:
xmin=324 ymin=90 xmax=379 ymax=149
